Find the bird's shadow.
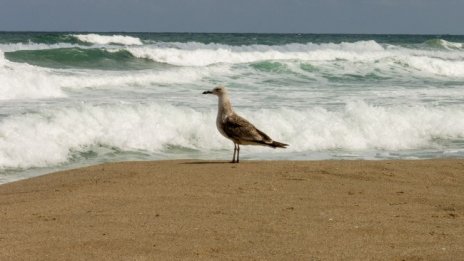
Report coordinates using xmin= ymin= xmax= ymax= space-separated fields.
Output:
xmin=181 ymin=161 xmax=232 ymax=165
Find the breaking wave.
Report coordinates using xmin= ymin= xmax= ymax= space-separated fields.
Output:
xmin=5 ymin=47 xmax=158 ymax=70
xmin=0 ymin=52 xmax=224 ymax=100
xmin=1 ymin=102 xmax=464 ymax=169
xmin=124 ymin=41 xmax=464 ymax=77
xmin=0 ymin=51 xmax=66 ymax=100
xmin=3 ymin=39 xmax=464 ymax=78
xmin=126 ymin=40 xmax=387 ymax=66
xmin=424 ymin=39 xmax=464 ymax=50
xmin=72 ymin=34 xmax=143 ymax=45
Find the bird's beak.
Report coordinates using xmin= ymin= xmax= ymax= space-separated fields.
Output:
xmin=202 ymin=90 xmax=213 ymax=94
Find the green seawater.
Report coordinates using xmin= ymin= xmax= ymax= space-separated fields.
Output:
xmin=5 ymin=48 xmax=160 ymax=70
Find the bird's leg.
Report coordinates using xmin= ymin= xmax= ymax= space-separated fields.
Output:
xmin=231 ymin=143 xmax=237 ymax=163
xmin=236 ymin=144 xmax=240 ymax=163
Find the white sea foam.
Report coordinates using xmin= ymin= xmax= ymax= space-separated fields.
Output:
xmin=439 ymin=39 xmax=464 ymax=50
xmin=405 ymin=56 xmax=464 ymax=77
xmin=125 ymin=41 xmax=464 ymax=77
xmin=272 ymin=101 xmax=464 ymax=151
xmin=54 ymin=66 xmax=227 ymax=88
xmin=0 ymin=51 xmax=66 ymax=100
xmin=0 ymin=52 xmax=227 ymax=100
xmin=73 ymin=34 xmax=143 ymax=45
xmin=0 ymin=42 xmax=79 ymax=52
xmin=2 ymin=40 xmax=464 ymax=79
xmin=126 ymin=40 xmax=387 ymax=66
xmin=1 ymin=101 xmax=464 ymax=169
xmin=156 ymin=40 xmax=386 ymax=52
xmin=0 ymin=104 xmax=220 ymax=169
xmin=1 ymin=38 xmax=464 ymax=103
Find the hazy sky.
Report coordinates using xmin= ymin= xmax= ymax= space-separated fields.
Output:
xmin=0 ymin=0 xmax=463 ymax=34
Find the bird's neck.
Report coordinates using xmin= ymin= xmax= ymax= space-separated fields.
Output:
xmin=218 ymin=94 xmax=233 ymax=116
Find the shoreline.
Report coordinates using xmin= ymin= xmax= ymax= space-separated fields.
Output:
xmin=2 ymin=156 xmax=463 ymax=186
xmin=1 ymin=159 xmax=464 ymax=259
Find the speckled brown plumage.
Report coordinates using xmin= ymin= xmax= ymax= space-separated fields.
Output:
xmin=203 ymin=86 xmax=288 ymax=163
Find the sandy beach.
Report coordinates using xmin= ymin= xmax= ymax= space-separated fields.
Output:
xmin=1 ymin=159 xmax=463 ymax=260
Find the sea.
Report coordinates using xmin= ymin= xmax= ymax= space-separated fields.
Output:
xmin=1 ymin=32 xmax=464 ymax=183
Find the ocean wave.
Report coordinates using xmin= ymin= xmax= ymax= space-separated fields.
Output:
xmin=404 ymin=56 xmax=464 ymax=77
xmin=152 ymin=40 xmax=386 ymax=52
xmin=0 ymin=54 xmax=226 ymax=100
xmin=124 ymin=41 xmax=464 ymax=77
xmin=0 ymin=42 xmax=79 ymax=53
xmin=0 ymin=33 xmax=82 ymax=46
xmin=5 ymin=47 xmax=159 ymax=70
xmin=424 ymin=39 xmax=464 ymax=50
xmin=126 ymin=40 xmax=387 ymax=66
xmin=0 ymin=103 xmax=218 ymax=169
xmin=54 ymin=66 xmax=222 ymax=88
xmin=72 ymin=34 xmax=143 ymax=46
xmin=2 ymin=39 xmax=464 ymax=78
xmin=1 ymin=101 xmax=464 ymax=169
xmin=0 ymin=51 xmax=66 ymax=100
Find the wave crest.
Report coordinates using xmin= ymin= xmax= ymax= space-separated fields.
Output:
xmin=5 ymin=47 xmax=157 ymax=70
xmin=123 ymin=41 xmax=464 ymax=77
xmin=127 ymin=40 xmax=386 ymax=66
xmin=0 ymin=53 xmax=222 ymax=100
xmin=424 ymin=39 xmax=464 ymax=50
xmin=0 ymin=51 xmax=66 ymax=100
xmin=1 ymin=101 xmax=464 ymax=169
xmin=72 ymin=34 xmax=143 ymax=46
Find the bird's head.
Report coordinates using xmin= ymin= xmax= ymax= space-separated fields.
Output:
xmin=203 ymin=86 xmax=227 ymax=96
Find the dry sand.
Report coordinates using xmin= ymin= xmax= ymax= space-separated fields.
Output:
xmin=1 ymin=159 xmax=464 ymax=260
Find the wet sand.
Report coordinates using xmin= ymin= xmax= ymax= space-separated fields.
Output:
xmin=1 ymin=160 xmax=464 ymax=260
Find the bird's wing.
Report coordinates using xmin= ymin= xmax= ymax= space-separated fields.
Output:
xmin=222 ymin=113 xmax=273 ymax=143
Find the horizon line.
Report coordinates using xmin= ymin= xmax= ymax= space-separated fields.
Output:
xmin=0 ymin=30 xmax=462 ymax=36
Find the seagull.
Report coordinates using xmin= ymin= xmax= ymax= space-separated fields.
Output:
xmin=203 ymin=86 xmax=288 ymax=163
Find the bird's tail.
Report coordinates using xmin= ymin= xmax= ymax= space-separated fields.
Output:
xmin=270 ymin=141 xmax=288 ymax=148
